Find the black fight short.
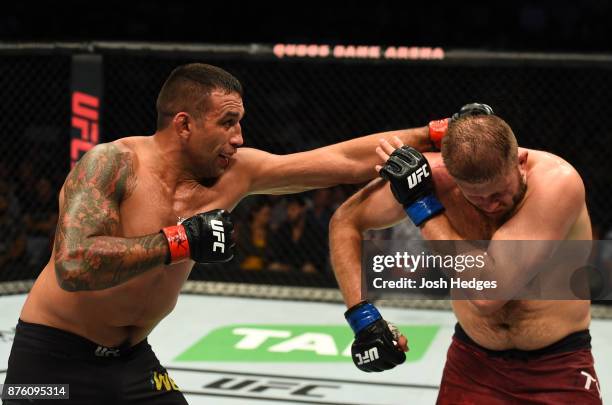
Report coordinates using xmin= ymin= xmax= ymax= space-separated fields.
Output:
xmin=2 ymin=319 xmax=187 ymax=405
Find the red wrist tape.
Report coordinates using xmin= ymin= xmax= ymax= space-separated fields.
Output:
xmin=428 ymin=118 xmax=449 ymax=150
xmin=161 ymin=225 xmax=191 ymax=264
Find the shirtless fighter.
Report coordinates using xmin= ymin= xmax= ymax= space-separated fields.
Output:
xmin=330 ymin=109 xmax=602 ymax=403
xmin=2 ymin=63 xmax=437 ymax=404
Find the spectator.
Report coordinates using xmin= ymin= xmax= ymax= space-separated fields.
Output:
xmin=237 ymin=199 xmax=272 ymax=271
xmin=305 ymin=188 xmax=334 ymax=272
xmin=0 ymin=192 xmax=27 ymax=276
xmin=0 ymin=179 xmax=22 ymax=219
xmin=330 ymin=186 xmax=352 ymax=210
xmin=23 ymin=177 xmax=57 ymax=268
xmin=15 ymin=160 xmax=38 ymax=212
xmin=307 ymin=188 xmax=334 ymax=231
xmin=267 ymin=195 xmax=288 ymax=232
xmin=267 ymin=196 xmax=322 ymax=273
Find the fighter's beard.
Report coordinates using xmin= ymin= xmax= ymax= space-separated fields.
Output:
xmin=496 ymin=172 xmax=528 ymax=224
xmin=470 ymin=170 xmax=528 ymax=224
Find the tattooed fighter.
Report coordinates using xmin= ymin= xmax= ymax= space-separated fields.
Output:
xmin=2 ymin=63 xmax=437 ymax=404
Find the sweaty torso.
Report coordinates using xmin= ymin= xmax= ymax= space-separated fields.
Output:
xmin=429 ymin=149 xmax=592 ymax=350
xmin=20 ymin=137 xmax=251 ymax=347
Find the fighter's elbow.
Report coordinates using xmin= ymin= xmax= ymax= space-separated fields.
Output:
xmin=329 ymin=211 xmax=347 ymax=236
xmin=59 ymin=282 xmax=79 ymax=292
xmin=55 ymin=273 xmax=78 ymax=292
xmin=54 ymin=260 xmax=86 ymax=292
xmin=330 ymin=203 xmax=363 ymax=235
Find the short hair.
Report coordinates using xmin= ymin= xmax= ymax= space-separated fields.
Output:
xmin=441 ymin=115 xmax=518 ymax=183
xmin=156 ymin=63 xmax=243 ymax=130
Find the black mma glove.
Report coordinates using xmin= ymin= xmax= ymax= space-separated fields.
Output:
xmin=345 ymin=301 xmax=406 ymax=372
xmin=379 ymin=146 xmax=444 ymax=226
xmin=428 ymin=102 xmax=494 ymax=150
xmin=161 ymin=209 xmax=235 ymax=264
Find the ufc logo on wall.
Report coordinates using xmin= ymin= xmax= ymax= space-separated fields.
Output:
xmin=407 ymin=164 xmax=430 ymax=189
xmin=71 ymin=91 xmax=100 ymax=168
xmin=211 ymin=220 xmax=225 ymax=253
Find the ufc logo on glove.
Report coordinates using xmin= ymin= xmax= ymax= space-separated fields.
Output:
xmin=162 ymin=209 xmax=234 ymax=264
xmin=355 ymin=347 xmax=379 ymax=365
xmin=211 ymin=219 xmax=225 ymax=253
xmin=407 ymin=164 xmax=430 ymax=189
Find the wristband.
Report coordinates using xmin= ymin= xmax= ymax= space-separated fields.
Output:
xmin=345 ymin=301 xmax=382 ymax=335
xmin=161 ymin=225 xmax=191 ymax=264
xmin=405 ymin=195 xmax=445 ymax=226
xmin=428 ymin=118 xmax=449 ymax=150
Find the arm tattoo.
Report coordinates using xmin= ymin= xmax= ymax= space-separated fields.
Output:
xmin=54 ymin=144 xmax=168 ymax=291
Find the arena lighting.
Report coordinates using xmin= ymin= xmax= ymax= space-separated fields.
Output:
xmin=273 ymin=43 xmax=445 ymax=60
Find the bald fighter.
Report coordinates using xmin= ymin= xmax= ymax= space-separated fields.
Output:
xmin=331 ymin=110 xmax=602 ymax=403
xmin=2 ymin=63 xmax=438 ymax=405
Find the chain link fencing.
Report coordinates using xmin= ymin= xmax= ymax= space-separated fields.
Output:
xmin=1 ymin=44 xmax=611 ymax=302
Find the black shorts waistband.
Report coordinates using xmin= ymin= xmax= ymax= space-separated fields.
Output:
xmin=14 ymin=319 xmax=149 ymax=359
xmin=454 ymin=322 xmax=591 ymax=360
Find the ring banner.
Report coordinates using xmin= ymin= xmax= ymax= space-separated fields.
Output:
xmin=361 ymin=240 xmax=612 ymax=301
xmin=70 ymin=54 xmax=102 ymax=168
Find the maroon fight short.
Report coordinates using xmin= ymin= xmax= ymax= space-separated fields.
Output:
xmin=437 ymin=323 xmax=602 ymax=405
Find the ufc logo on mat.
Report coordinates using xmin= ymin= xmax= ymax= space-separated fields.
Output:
xmin=211 ymin=220 xmax=225 ymax=253
xmin=355 ymin=347 xmax=379 ymax=365
xmin=407 ymin=164 xmax=430 ymax=189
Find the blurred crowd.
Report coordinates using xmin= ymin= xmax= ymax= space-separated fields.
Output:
xmin=2 ymin=163 xmax=612 ymax=298
xmin=232 ymin=188 xmax=347 ymax=275
xmin=0 ymin=160 xmax=59 ymax=278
